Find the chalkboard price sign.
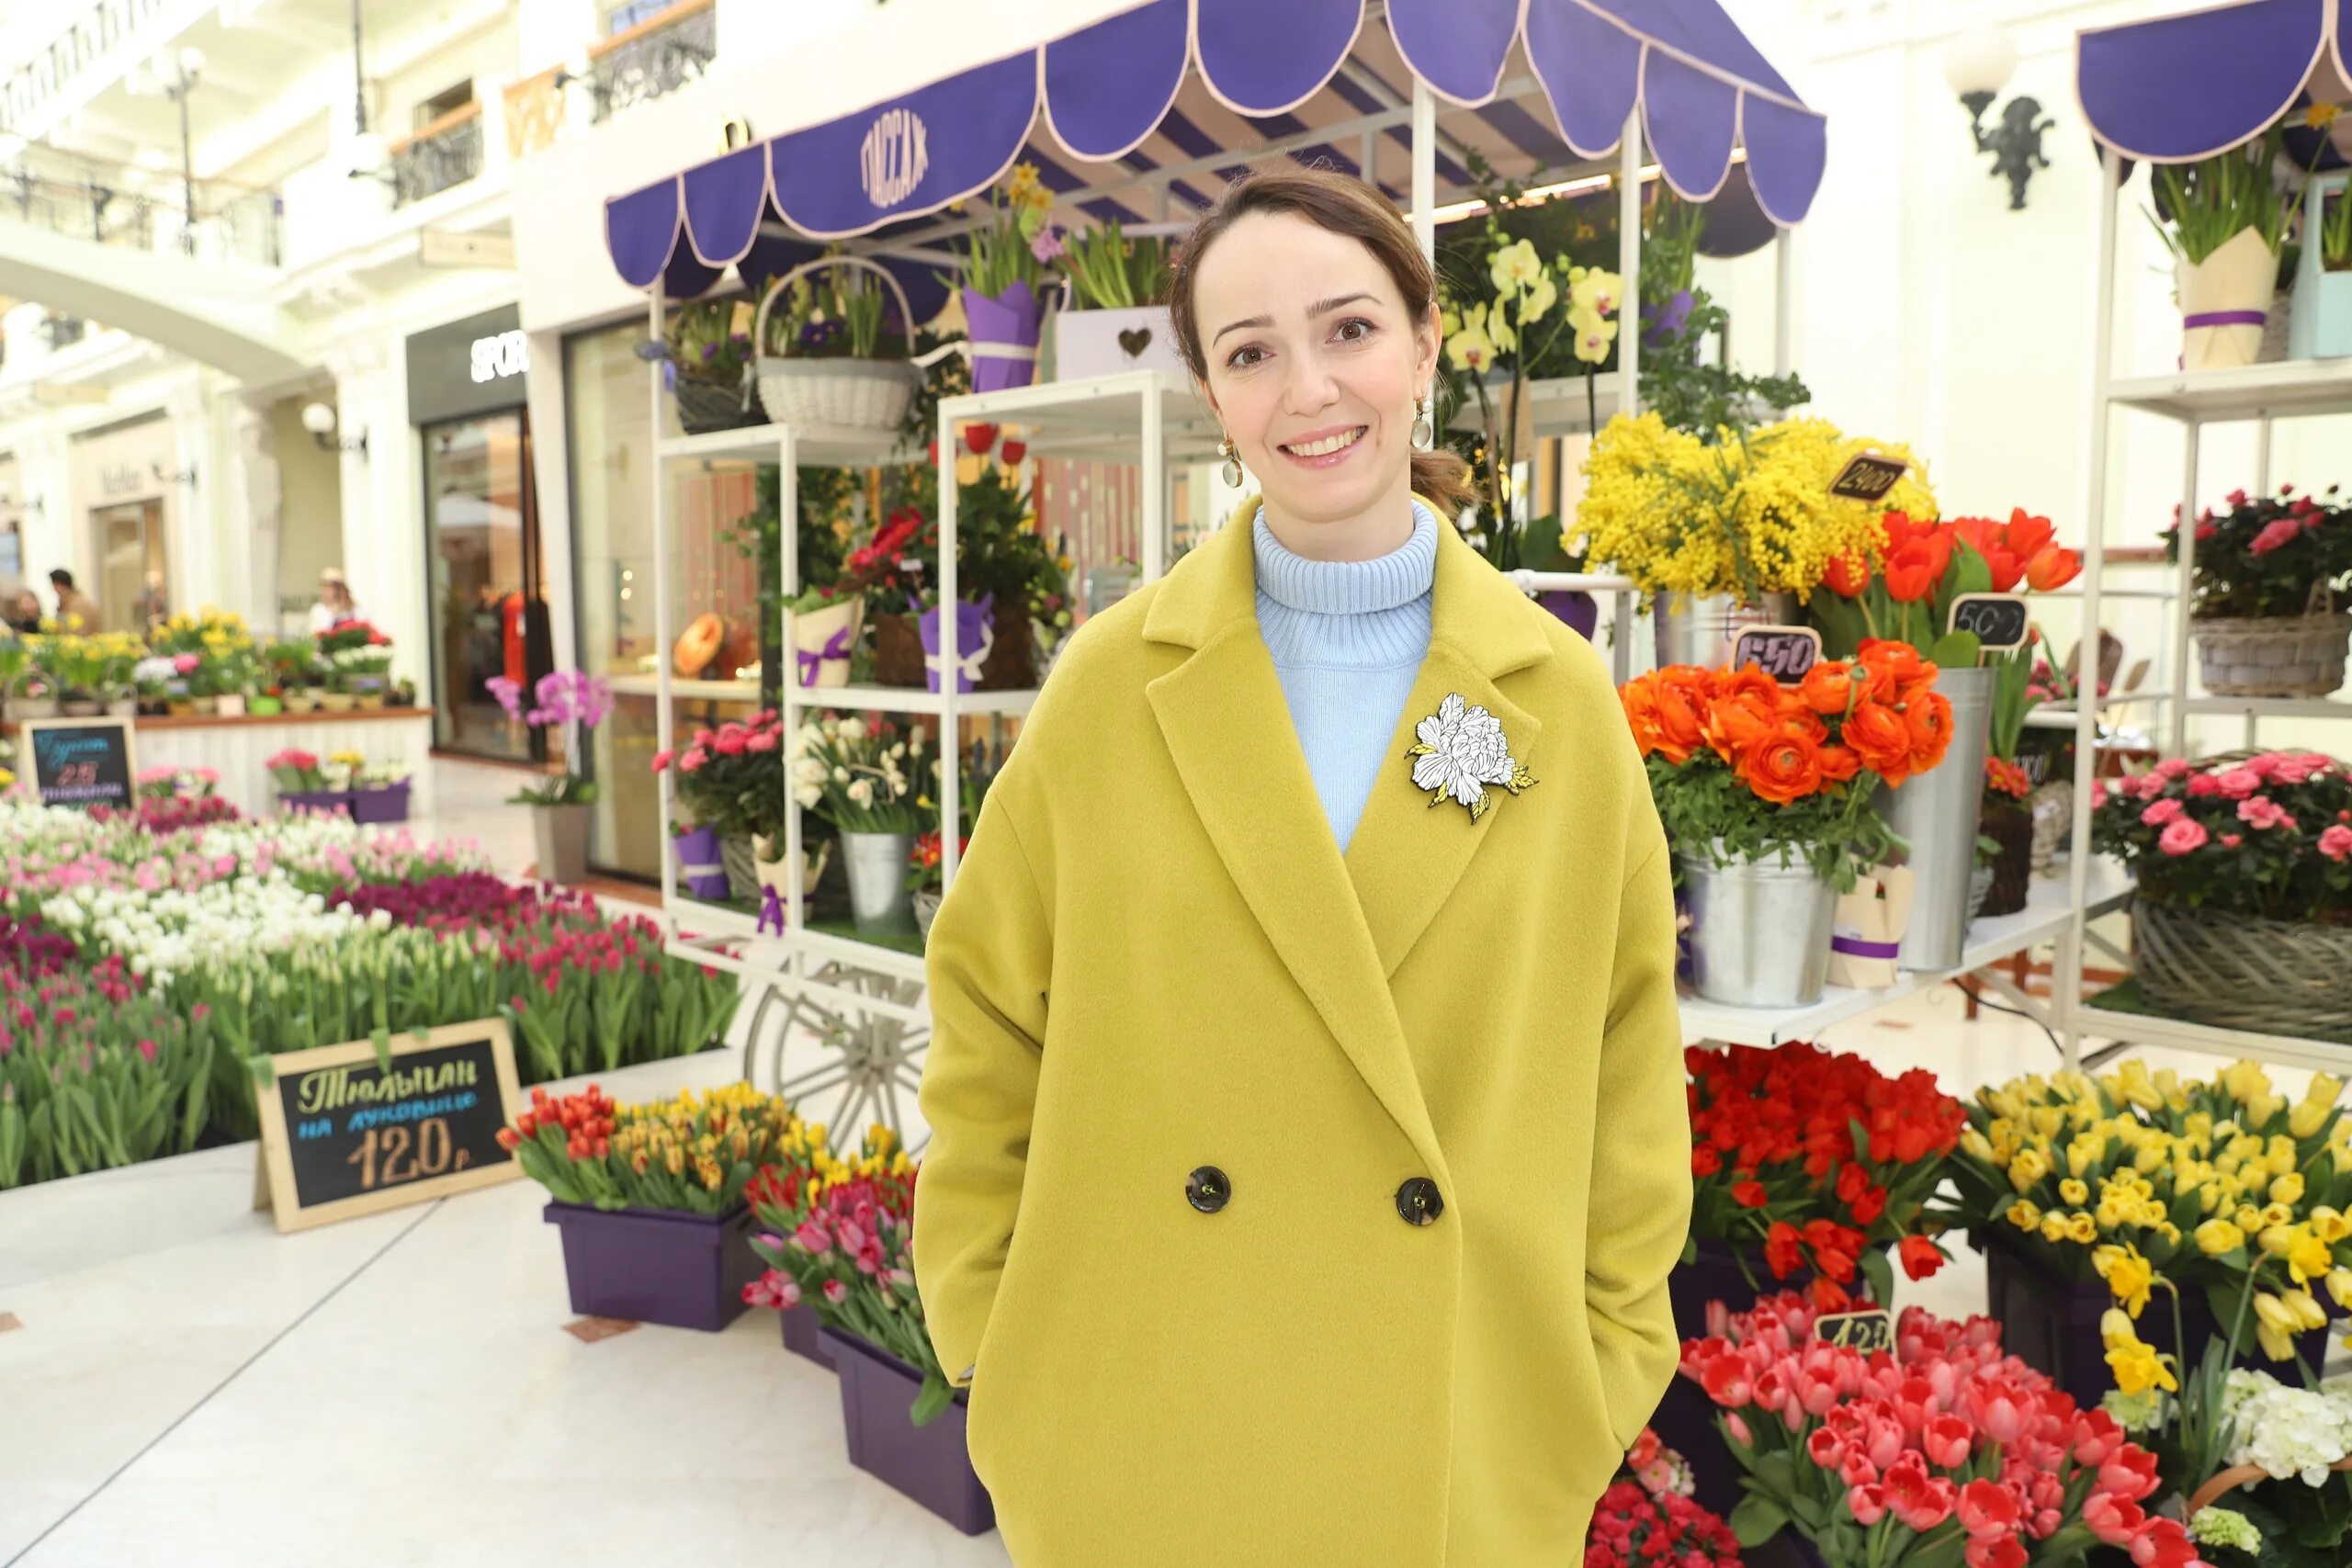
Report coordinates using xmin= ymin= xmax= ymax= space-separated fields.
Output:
xmin=254 ymin=1021 xmax=523 ymax=1232
xmin=1947 ymin=592 xmax=2031 ymax=651
xmin=1815 ymin=1308 xmax=1895 ymax=1353
xmin=20 ymin=717 xmax=136 ymax=811
xmin=1828 ymin=454 xmax=1909 ymax=502
xmin=1730 ymin=625 xmax=1824 ymax=685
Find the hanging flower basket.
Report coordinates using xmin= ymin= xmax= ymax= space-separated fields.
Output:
xmin=2132 ymin=897 xmax=2352 ymax=1038
xmin=753 ymin=256 xmax=919 ymax=430
xmin=2191 ymin=610 xmax=2352 ymax=698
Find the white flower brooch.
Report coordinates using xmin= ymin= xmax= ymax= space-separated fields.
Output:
xmin=1407 ymin=693 xmax=1536 ymax=822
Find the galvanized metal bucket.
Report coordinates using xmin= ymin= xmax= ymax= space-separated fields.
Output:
xmin=1679 ymin=849 xmax=1838 ymax=1009
xmin=842 ymin=829 xmax=916 ymax=936
xmin=1874 ymin=664 xmax=1996 ymax=971
xmin=1654 ymin=592 xmax=1796 ymax=670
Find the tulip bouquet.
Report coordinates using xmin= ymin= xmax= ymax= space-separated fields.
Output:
xmin=1941 ymin=1059 xmax=2352 ymax=1365
xmin=501 ymin=1081 xmax=803 ymax=1215
xmin=1580 ymin=413 xmax=1939 ymax=600
xmin=1582 ymin=1428 xmax=1745 ymax=1568
xmin=743 ymin=1123 xmax=949 ymax=1421
xmin=1687 ymin=1042 xmax=1966 ymax=1311
xmin=1682 ymin=1291 xmax=2202 ymax=1567
xmin=1809 ymin=508 xmax=2083 ymax=667
xmin=651 ymin=708 xmax=786 ymax=843
xmin=2089 ymin=753 xmax=2352 ymax=922
xmin=1620 ymin=648 xmax=1956 ymax=891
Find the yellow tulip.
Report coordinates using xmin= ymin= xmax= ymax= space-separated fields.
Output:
xmin=2256 ymin=1320 xmax=2296 ymax=1362
xmin=2066 ymin=1212 xmax=2099 ymax=1245
xmin=2010 ymin=1147 xmax=2050 ymax=1192
xmin=2031 ymin=1108 xmax=2067 ymax=1140
xmin=2008 ymin=1200 xmax=2043 ymax=1232
xmin=2061 ymin=1179 xmax=2090 ymax=1207
xmin=2262 ymin=1201 xmax=2296 ymax=1231
xmin=2289 ymin=1231 xmax=2335 ymax=1286
xmin=2195 ymin=1218 xmax=2246 ymax=1256
xmin=2311 ymin=1207 xmax=2350 ymax=1244
xmin=2040 ymin=1213 xmax=2071 ymax=1245
xmin=1961 ymin=1128 xmax=1995 ymax=1163
xmin=2286 ymin=1288 xmax=2330 ymax=1332
xmin=2290 ymin=1077 xmax=2343 ymax=1139
xmin=2326 ymin=1268 xmax=2352 ymax=1314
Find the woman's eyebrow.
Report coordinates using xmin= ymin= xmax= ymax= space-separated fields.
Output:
xmin=1212 ymin=293 xmax=1377 ymax=345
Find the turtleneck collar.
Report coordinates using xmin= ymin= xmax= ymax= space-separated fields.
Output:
xmin=1251 ymin=502 xmax=1439 ymax=617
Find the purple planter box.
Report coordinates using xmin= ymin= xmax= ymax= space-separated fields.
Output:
xmin=780 ymin=1301 xmax=834 ymax=1369
xmin=542 ymin=1201 xmax=762 ymax=1333
xmin=349 ymin=780 xmax=412 ymax=825
xmin=278 ymin=788 xmax=353 ymax=818
xmin=673 ymin=825 xmax=731 ymax=901
xmin=962 ymin=281 xmax=1041 ymax=393
xmin=1654 ymin=1236 xmax=1821 ymax=1519
xmin=821 ymin=1326 xmax=994 ymax=1536
xmin=1981 ymin=1236 xmax=2335 ymax=1408
xmin=920 ymin=595 xmax=993 ymax=694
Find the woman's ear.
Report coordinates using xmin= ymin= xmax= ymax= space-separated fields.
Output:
xmin=1194 ymin=377 xmax=1222 ymax=425
xmin=1415 ymin=302 xmax=1442 ymax=389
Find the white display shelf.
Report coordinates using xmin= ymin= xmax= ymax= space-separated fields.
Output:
xmin=2077 ymin=1002 xmax=2352 ymax=1077
xmin=2182 ymin=694 xmax=2352 ymax=720
xmin=608 ymin=673 xmax=762 ymax=702
xmin=1679 ymin=857 xmax=2134 ymax=1049
xmin=942 ymin=369 xmax=1223 ymax=464
xmin=2023 ymin=691 xmax=2173 ymax=729
xmin=656 ymin=419 xmax=920 ymax=468
xmin=2108 ymin=359 xmax=2352 ymax=423
xmin=780 ymin=682 xmax=1040 ymax=716
xmin=663 ymin=905 xmax=928 ymax=987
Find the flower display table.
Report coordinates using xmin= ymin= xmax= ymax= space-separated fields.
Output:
xmin=6 ymin=706 xmax=437 ymax=823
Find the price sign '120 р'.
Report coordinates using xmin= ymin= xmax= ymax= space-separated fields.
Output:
xmin=254 ymin=1021 xmax=523 ymax=1232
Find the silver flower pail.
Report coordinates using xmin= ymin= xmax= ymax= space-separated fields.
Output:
xmin=1872 ymin=665 xmax=1996 ymax=971
xmin=842 ymin=830 xmax=916 ymax=936
xmin=1654 ymin=592 xmax=1796 ymax=671
xmin=1678 ymin=850 xmax=1838 ymax=1009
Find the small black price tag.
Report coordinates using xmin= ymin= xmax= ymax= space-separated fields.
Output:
xmin=1815 ymin=1308 xmax=1895 ymax=1353
xmin=1829 ymin=454 xmax=1909 ymax=502
xmin=1730 ymin=625 xmax=1823 ymax=685
xmin=1947 ymin=592 xmax=2030 ymax=651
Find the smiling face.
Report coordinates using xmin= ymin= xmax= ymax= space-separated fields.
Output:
xmin=1190 ymin=209 xmax=1439 ymax=558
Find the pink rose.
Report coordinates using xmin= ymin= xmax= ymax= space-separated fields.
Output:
xmin=2140 ymin=799 xmax=2184 ymax=827
xmin=746 ymin=730 xmax=779 ymax=752
xmin=2090 ymin=780 xmax=2109 ymax=809
xmin=2245 ymin=753 xmax=2281 ymax=779
xmin=2215 ymin=767 xmax=2262 ymax=799
xmin=714 ymin=732 xmax=747 ymax=756
xmin=2249 ymin=518 xmax=2301 ymax=555
xmin=2321 ymin=825 xmax=2352 ymax=863
xmin=2186 ymin=773 xmax=2221 ymax=797
xmin=2238 ymin=795 xmax=2286 ymax=830
xmin=677 ymin=748 xmax=708 ymax=773
xmin=2221 ymin=833 xmax=2243 ymax=848
xmin=2272 ymin=758 xmax=2315 ymax=785
xmin=2157 ymin=818 xmax=2209 ymax=856
xmin=2130 ymin=773 xmax=2169 ymax=800
xmin=2153 ymin=757 xmax=2193 ymax=779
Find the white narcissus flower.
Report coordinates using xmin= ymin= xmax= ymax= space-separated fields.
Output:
xmin=846 ymin=779 xmax=875 ymax=807
xmin=795 ymin=785 xmax=822 ymax=809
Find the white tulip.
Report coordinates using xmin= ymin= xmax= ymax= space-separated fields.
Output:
xmin=795 ymin=785 xmax=822 ymax=809
xmin=833 ymin=766 xmax=849 ymax=783
xmin=840 ymin=716 xmax=866 ymax=741
xmin=847 ymin=778 xmax=875 ymax=807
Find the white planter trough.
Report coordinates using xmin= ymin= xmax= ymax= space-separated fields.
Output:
xmin=1052 ymin=305 xmax=1185 ymax=381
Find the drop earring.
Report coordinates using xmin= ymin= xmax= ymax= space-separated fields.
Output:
xmin=1217 ymin=433 xmax=1242 ymax=489
xmin=1409 ymin=395 xmax=1433 ymax=450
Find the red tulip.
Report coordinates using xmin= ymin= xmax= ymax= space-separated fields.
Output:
xmin=1823 ymin=552 xmax=1871 ymax=597
xmin=1000 ymin=438 xmax=1028 ymax=465
xmin=962 ymin=422 xmax=1000 ymax=456
xmin=2025 ymin=546 xmax=2080 ymax=591
xmin=1882 ymin=538 xmax=1942 ymax=603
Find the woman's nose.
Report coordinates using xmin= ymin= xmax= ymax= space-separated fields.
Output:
xmin=1281 ymin=351 xmax=1340 ymax=417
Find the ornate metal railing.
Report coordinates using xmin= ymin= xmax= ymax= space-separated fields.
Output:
xmin=390 ymin=101 xmax=485 ymax=208
xmin=0 ymin=0 xmax=169 ymax=139
xmin=503 ymin=66 xmax=566 ymax=162
xmin=587 ymin=0 xmax=715 ymax=124
xmin=0 ymin=147 xmax=281 ymax=265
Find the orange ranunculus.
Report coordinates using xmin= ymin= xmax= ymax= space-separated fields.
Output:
xmin=2026 ymin=545 xmax=2082 ymax=591
xmin=1798 ymin=660 xmax=1859 ymax=716
xmin=1621 ymin=678 xmax=1669 ymax=761
xmin=1703 ymin=667 xmax=1784 ymax=760
xmin=1653 ymin=666 xmax=1712 ymax=761
xmin=1818 ymin=743 xmax=1862 ymax=784
xmin=1904 ymin=688 xmax=1956 ymax=776
xmin=1844 ymin=699 xmax=1916 ymax=785
xmin=1737 ymin=728 xmax=1828 ymax=806
xmin=1857 ymin=639 xmax=1938 ymax=701
xmin=1823 ymin=552 xmax=1871 ymax=598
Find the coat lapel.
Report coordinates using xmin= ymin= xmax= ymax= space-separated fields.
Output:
xmin=1345 ymin=524 xmax=1553 ymax=979
xmin=1143 ymin=508 xmax=1445 ymax=1179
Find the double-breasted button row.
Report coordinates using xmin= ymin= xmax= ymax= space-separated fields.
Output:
xmin=1182 ymin=1167 xmax=1445 ymax=1225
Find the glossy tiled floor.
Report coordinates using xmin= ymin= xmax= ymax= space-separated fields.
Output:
xmin=0 ymin=761 xmax=2322 ymax=1566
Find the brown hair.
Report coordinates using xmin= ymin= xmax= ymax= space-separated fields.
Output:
xmin=1165 ymin=166 xmax=1476 ymax=518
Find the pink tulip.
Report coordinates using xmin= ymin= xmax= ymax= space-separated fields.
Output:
xmin=822 ymin=1279 xmax=848 ymax=1305
xmin=1846 ymin=1483 xmax=1888 ymax=1527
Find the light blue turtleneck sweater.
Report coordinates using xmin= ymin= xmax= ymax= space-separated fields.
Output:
xmin=1252 ymin=502 xmax=1438 ymax=854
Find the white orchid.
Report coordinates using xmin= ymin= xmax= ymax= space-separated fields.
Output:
xmin=1406 ymin=693 xmax=1537 ymax=823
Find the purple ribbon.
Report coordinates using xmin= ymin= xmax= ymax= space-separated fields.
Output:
xmin=795 ymin=626 xmax=852 ymax=685
xmin=757 ymin=884 xmax=786 ymax=935
xmin=1831 ymin=934 xmax=1901 ymax=960
xmin=2183 ymin=310 xmax=2266 ymax=329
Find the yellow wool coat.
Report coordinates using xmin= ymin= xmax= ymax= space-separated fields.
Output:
xmin=913 ymin=503 xmax=1692 ymax=1565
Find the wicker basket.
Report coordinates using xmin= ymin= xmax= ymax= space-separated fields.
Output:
xmin=2132 ymin=897 xmax=2352 ymax=1036
xmin=752 ymin=256 xmax=920 ymax=431
xmin=871 ymin=611 xmax=927 ymax=688
xmin=2028 ymin=780 xmax=2073 ymax=874
xmin=2191 ymin=611 xmax=2351 ymax=698
xmin=1978 ymin=799 xmax=2034 ymax=917
xmin=674 ymin=372 xmax=757 ymax=435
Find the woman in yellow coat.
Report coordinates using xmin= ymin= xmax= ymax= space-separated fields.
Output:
xmin=914 ymin=167 xmax=1691 ymax=1565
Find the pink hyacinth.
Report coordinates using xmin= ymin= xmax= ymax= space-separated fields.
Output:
xmin=2157 ymin=818 xmax=2209 ymax=856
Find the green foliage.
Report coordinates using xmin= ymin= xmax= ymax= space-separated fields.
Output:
xmin=2151 ymin=120 xmax=2304 ymax=265
xmin=1057 ymin=220 xmax=1171 ymax=310
xmin=1647 ymin=753 xmax=1899 ymax=894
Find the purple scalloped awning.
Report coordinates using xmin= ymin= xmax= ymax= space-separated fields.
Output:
xmin=2079 ymin=0 xmax=2352 ymax=162
xmin=606 ymin=0 xmax=1826 ymax=294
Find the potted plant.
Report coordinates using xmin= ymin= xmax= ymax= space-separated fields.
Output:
xmin=208 ymin=645 xmax=257 ymax=716
xmin=1939 ymin=1057 xmax=2350 ymax=1407
xmin=954 ymin=164 xmax=1055 ymax=393
xmin=787 ymin=713 xmax=929 ymax=936
xmin=1045 ymin=217 xmax=1178 ymax=379
xmin=262 ymin=640 xmax=321 ymax=713
xmin=652 ymin=708 xmax=786 ymax=899
xmin=2167 ymin=484 xmax=2352 ymax=698
xmin=320 ymin=621 xmax=394 ymax=705
xmin=2090 ymin=750 xmax=2352 ymax=1034
xmin=1580 ymin=413 xmax=1938 ymax=668
xmin=752 ymin=257 xmax=917 ymax=431
xmin=0 ymin=637 xmax=43 ymax=720
xmin=665 ymin=297 xmax=759 ymax=434
xmin=841 ymin=504 xmax=937 ymax=689
xmin=488 ymin=670 xmax=610 ymax=884
xmin=1655 ymin=1041 xmax=1962 ymax=1519
xmin=907 ymin=828 xmax=967 ymax=939
xmin=942 ymin=425 xmax=1072 ymax=690
xmin=786 ymin=581 xmax=864 ymax=690
xmin=265 ymin=748 xmax=345 ymax=817
xmin=2290 ymin=166 xmax=2352 ymax=361
xmin=742 ymin=1127 xmax=993 ymax=1534
xmin=2153 ymin=118 xmax=2308 ymax=371
xmin=504 ymin=1080 xmax=806 ymax=1333
xmin=1680 ymin=1292 xmax=2199 ymax=1566
xmin=1618 ymin=651 xmax=1952 ymax=1006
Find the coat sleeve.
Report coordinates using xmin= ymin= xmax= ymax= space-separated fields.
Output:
xmin=914 ymin=785 xmax=1051 ymax=1391
xmin=1586 ymin=828 xmax=1693 ymax=1453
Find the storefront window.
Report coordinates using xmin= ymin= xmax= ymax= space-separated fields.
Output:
xmin=566 ymin=320 xmax=763 ymax=881
xmin=422 ymin=412 xmax=545 ymax=761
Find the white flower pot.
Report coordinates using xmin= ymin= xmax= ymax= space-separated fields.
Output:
xmin=1051 ymin=305 xmax=1185 ymax=382
xmin=790 ymin=600 xmax=864 ymax=689
xmin=214 ymin=694 xmax=246 ymax=717
xmin=2179 ymin=226 xmax=2278 ymax=371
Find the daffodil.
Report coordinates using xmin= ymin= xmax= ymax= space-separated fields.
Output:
xmin=2094 ymin=1243 xmax=2155 ymax=1317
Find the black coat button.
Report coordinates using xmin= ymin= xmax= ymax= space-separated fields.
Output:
xmin=1185 ymin=1166 xmax=1230 ymax=1213
xmin=1396 ymin=1178 xmax=1443 ymax=1225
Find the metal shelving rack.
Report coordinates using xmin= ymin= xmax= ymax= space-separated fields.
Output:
xmin=2053 ymin=145 xmax=2352 ymax=1075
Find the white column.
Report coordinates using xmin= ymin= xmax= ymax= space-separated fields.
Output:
xmin=164 ymin=375 xmax=223 ymax=615
xmin=324 ymin=336 xmax=428 ymax=690
xmin=523 ymin=326 xmax=579 ymax=678
xmin=16 ymin=429 xmax=75 ymax=594
xmin=227 ymin=398 xmax=284 ymax=631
